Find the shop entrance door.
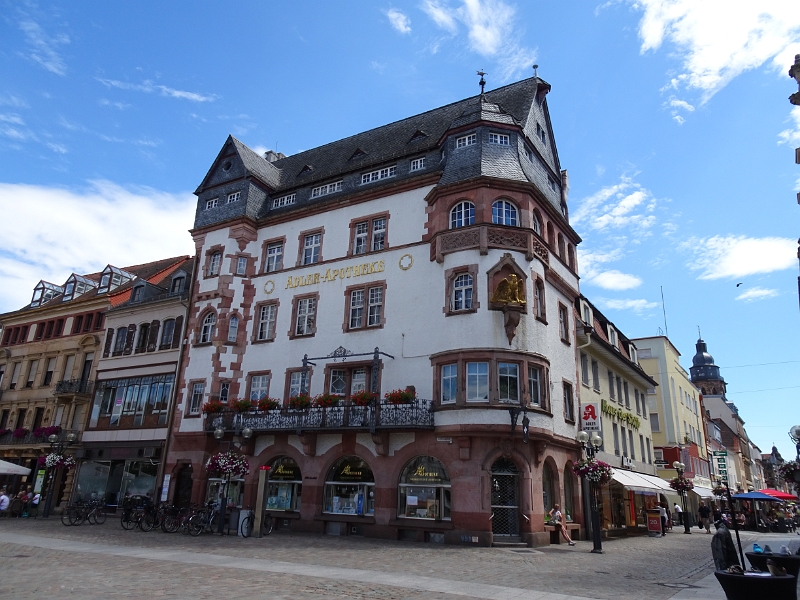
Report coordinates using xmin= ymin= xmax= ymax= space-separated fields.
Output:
xmin=490 ymin=458 xmax=519 ymax=537
xmin=174 ymin=465 xmax=193 ymax=508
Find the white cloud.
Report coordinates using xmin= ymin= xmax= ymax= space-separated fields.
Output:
xmin=595 ymin=298 xmax=659 ymax=313
xmin=96 ymin=78 xmax=216 ymax=102
xmin=0 ymin=114 xmax=25 ymax=125
xmin=0 ymin=125 xmax=35 ymax=141
xmin=673 ymin=115 xmax=685 ymax=125
xmin=421 ymin=0 xmax=537 ymax=81
xmin=386 ymin=9 xmax=412 ymax=34
xmin=0 ymin=94 xmax=29 ymax=108
xmin=684 ymin=235 xmax=796 ymax=279
xmin=99 ymin=99 xmax=132 ymax=110
xmin=736 ymin=287 xmax=779 ymax=302
xmin=46 ymin=142 xmax=67 ymax=154
xmin=571 ymin=176 xmax=658 ymax=232
xmin=629 ymin=0 xmax=800 ymax=101
xmin=591 ymin=270 xmax=643 ymax=291
xmin=19 ymin=20 xmax=69 ymax=76
xmin=778 ymin=106 xmax=800 ymax=146
xmin=0 ymin=181 xmax=196 ymax=312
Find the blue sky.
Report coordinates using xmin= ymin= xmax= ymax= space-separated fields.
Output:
xmin=1 ymin=1 xmax=799 ymax=462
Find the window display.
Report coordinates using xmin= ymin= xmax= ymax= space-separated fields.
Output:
xmin=324 ymin=456 xmax=374 ymax=516
xmin=398 ymin=456 xmax=451 ymax=520
xmin=206 ymin=478 xmax=244 ymax=509
xmin=266 ymin=456 xmax=302 ymax=511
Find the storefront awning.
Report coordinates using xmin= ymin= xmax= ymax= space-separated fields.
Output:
xmin=691 ymin=486 xmax=715 ymax=499
xmin=611 ymin=470 xmax=663 ymax=493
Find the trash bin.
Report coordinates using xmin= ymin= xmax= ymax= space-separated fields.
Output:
xmin=647 ymin=509 xmax=662 ymax=537
xmin=237 ymin=509 xmax=252 ymax=537
xmin=227 ymin=508 xmax=240 ymax=534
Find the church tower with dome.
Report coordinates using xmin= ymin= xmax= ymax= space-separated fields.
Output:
xmin=689 ymin=337 xmax=727 ymax=396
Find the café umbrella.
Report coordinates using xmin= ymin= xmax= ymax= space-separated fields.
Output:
xmin=730 ymin=491 xmax=785 ymax=501
xmin=758 ymin=488 xmax=798 ymax=501
xmin=0 ymin=460 xmax=31 ymax=476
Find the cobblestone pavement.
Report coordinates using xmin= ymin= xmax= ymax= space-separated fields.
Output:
xmin=0 ymin=518 xmax=791 ymax=599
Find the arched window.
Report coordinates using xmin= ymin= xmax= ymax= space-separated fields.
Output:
xmin=266 ymin=456 xmax=302 ymax=511
xmin=542 ymin=462 xmax=556 ymax=514
xmin=491 ymin=200 xmax=518 ymax=226
xmin=546 ymin=222 xmax=555 ymax=249
xmin=227 ymin=315 xmax=239 ymax=343
xmin=113 ymin=327 xmax=127 ymax=354
xmin=451 ymin=273 xmax=473 ymax=311
xmin=449 ymin=201 xmax=475 ymax=229
xmin=563 ymin=466 xmax=575 ymax=522
xmin=567 ymin=244 xmax=575 ymax=270
xmin=557 ymin=233 xmax=565 ymax=259
xmin=532 ymin=210 xmax=542 ymax=235
xmin=208 ymin=252 xmax=221 ymax=276
xmin=199 ymin=313 xmax=216 ymax=344
xmin=398 ymin=456 xmax=451 ymax=520
xmin=160 ymin=319 xmax=175 ymax=349
xmin=324 ymin=456 xmax=374 ymax=515
xmin=534 ymin=279 xmax=545 ymax=319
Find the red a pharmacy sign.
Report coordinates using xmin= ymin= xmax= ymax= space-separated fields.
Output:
xmin=580 ymin=402 xmax=600 ymax=431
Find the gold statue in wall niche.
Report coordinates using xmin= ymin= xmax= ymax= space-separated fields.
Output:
xmin=490 ymin=274 xmax=526 ymax=306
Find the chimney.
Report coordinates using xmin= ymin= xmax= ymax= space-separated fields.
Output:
xmin=263 ymin=150 xmax=286 ymax=163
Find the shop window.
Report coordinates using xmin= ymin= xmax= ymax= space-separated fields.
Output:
xmin=266 ymin=456 xmax=302 ymax=511
xmin=398 ymin=456 xmax=451 ymax=521
xmin=497 ymin=362 xmax=519 ymax=403
xmin=324 ymin=456 xmax=374 ymax=516
xmin=441 ymin=364 xmax=457 ymax=404
xmin=206 ymin=477 xmax=244 ymax=510
xmin=563 ymin=467 xmax=575 ymax=522
xmin=465 ymin=362 xmax=488 ymax=402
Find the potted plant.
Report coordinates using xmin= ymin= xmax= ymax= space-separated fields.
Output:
xmin=206 ymin=451 xmax=250 ymax=477
xmin=572 ymin=459 xmax=613 ymax=486
xmin=39 ymin=453 xmax=76 ymax=470
xmin=384 ymin=388 xmax=416 ymax=405
xmin=669 ymin=476 xmax=694 ymax=494
xmin=314 ymin=393 xmax=341 ymax=408
xmin=202 ymin=400 xmax=225 ymax=414
xmin=288 ymin=394 xmax=311 ymax=410
xmin=350 ymin=390 xmax=375 ymax=406
xmin=231 ymin=398 xmax=255 ymax=413
xmin=258 ymin=398 xmax=280 ymax=411
xmin=12 ymin=427 xmax=29 ymax=439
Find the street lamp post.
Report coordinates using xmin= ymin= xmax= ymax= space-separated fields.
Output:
xmin=42 ymin=432 xmax=78 ymax=518
xmin=576 ymin=430 xmax=604 ymax=554
xmin=788 ymin=426 xmax=800 ymax=461
xmin=213 ymin=423 xmax=252 ymax=534
xmin=672 ymin=461 xmax=692 ymax=534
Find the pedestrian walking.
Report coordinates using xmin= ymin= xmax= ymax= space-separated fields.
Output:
xmin=659 ymin=503 xmax=668 ymax=536
xmin=674 ymin=502 xmax=683 ymax=526
xmin=711 ymin=518 xmax=740 ymax=571
xmin=0 ymin=488 xmax=9 ymax=515
xmin=698 ymin=501 xmax=712 ymax=534
xmin=548 ymin=504 xmax=576 ymax=546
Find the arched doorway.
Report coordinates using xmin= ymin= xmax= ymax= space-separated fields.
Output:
xmin=491 ymin=458 xmax=519 ymax=537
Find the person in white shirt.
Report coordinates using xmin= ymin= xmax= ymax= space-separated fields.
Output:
xmin=548 ymin=503 xmax=576 ymax=546
xmin=674 ymin=502 xmax=683 ymax=525
xmin=0 ymin=489 xmax=9 ymax=513
xmin=659 ymin=503 xmax=668 ymax=536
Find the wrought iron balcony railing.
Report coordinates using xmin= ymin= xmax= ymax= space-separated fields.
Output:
xmin=54 ymin=379 xmax=94 ymax=396
xmin=205 ymin=399 xmax=435 ymax=434
xmin=0 ymin=429 xmax=81 ymax=446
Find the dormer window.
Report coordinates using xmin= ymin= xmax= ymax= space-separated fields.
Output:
xmin=582 ymin=303 xmax=592 ymax=326
xmin=62 ymin=274 xmax=98 ymax=301
xmin=311 ymin=181 xmax=342 ymax=198
xmin=205 ymin=198 xmax=219 ymax=210
xmin=410 ymin=157 xmax=425 ymax=172
xmin=488 ymin=133 xmax=510 ymax=146
xmin=131 ymin=285 xmax=144 ymax=303
xmin=536 ymin=123 xmax=546 ymax=145
xmin=629 ymin=345 xmax=638 ymax=364
xmin=608 ymin=326 xmax=618 ymax=349
xmin=456 ymin=133 xmax=476 ymax=148
xmin=170 ymin=276 xmax=185 ymax=294
xmin=97 ymin=266 xmax=134 ymax=293
xmin=30 ymin=281 xmax=63 ymax=307
xmin=361 ymin=166 xmax=396 ymax=185
xmin=226 ymin=192 xmax=240 ymax=204
xmin=273 ymin=194 xmax=296 ymax=208
xmin=64 ymin=283 xmax=75 ymax=298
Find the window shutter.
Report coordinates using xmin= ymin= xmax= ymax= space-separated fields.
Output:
xmin=171 ymin=315 xmax=184 ymax=349
xmin=123 ymin=324 xmax=136 ymax=355
xmin=102 ymin=328 xmax=114 ymax=358
xmin=146 ymin=320 xmax=160 ymax=352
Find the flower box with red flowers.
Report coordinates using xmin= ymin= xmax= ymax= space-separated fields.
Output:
xmin=202 ymin=400 xmax=225 ymax=415
xmin=231 ymin=398 xmax=255 ymax=413
xmin=258 ymin=398 xmax=280 ymax=412
xmin=313 ymin=393 xmax=341 ymax=408
xmin=350 ymin=391 xmax=375 ymax=406
xmin=12 ymin=427 xmax=29 ymax=439
xmin=384 ymin=389 xmax=416 ymax=405
xmin=288 ymin=394 xmax=312 ymax=410
xmin=33 ymin=425 xmax=62 ymax=438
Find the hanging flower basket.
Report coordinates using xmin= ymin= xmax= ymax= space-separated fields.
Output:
xmin=231 ymin=398 xmax=255 ymax=413
xmin=288 ymin=394 xmax=312 ymax=410
xmin=314 ymin=393 xmax=341 ymax=408
xmin=39 ymin=453 xmax=76 ymax=470
xmin=351 ymin=391 xmax=376 ymax=407
xmin=669 ymin=476 xmax=694 ymax=494
xmin=384 ymin=389 xmax=416 ymax=405
xmin=572 ymin=459 xmax=613 ymax=486
xmin=202 ymin=400 xmax=225 ymax=414
xmin=206 ymin=451 xmax=249 ymax=477
xmin=258 ymin=398 xmax=280 ymax=412
xmin=778 ymin=459 xmax=800 ymax=482
xmin=712 ymin=484 xmax=728 ymax=497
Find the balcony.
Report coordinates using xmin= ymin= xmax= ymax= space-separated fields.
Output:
xmin=205 ymin=399 xmax=435 ymax=435
xmin=54 ymin=379 xmax=94 ymax=398
xmin=0 ymin=428 xmax=81 ymax=447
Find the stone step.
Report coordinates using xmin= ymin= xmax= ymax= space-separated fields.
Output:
xmin=492 ymin=541 xmax=528 ymax=548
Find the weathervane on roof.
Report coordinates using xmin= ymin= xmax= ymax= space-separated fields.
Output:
xmin=533 ymin=64 xmax=539 ymax=78
xmin=477 ymin=70 xmax=487 ymax=96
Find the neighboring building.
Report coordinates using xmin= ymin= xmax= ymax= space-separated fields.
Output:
xmin=0 ymin=256 xmax=188 ymax=505
xmin=631 ymin=336 xmax=712 ymax=506
xmin=71 ymin=257 xmax=193 ymax=508
xmin=749 ymin=441 xmax=765 ymax=491
xmin=762 ymin=445 xmax=787 ymax=492
xmin=575 ymin=297 xmax=665 ymax=534
xmin=166 ymin=76 xmax=585 ymax=546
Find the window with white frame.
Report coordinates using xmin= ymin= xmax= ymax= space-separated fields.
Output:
xmin=451 ymin=273 xmax=473 ymax=311
xmin=288 ymin=371 xmax=307 ymax=398
xmin=349 ymin=289 xmax=365 ymax=329
xmin=257 ymin=304 xmax=277 ymax=341
xmin=528 ymin=365 xmax=542 ymax=406
xmin=449 ymin=201 xmax=475 ymax=229
xmin=265 ymin=242 xmax=283 ymax=272
xmin=371 ymin=218 xmax=385 ymax=251
xmin=205 ymin=198 xmax=218 ymax=210
xmin=311 ymin=181 xmax=343 ymax=198
xmin=227 ymin=191 xmax=241 ymax=203
xmin=534 ymin=280 xmax=545 ymax=319
xmin=410 ymin=157 xmax=425 ymax=171
xmin=208 ymin=252 xmax=221 ymax=276
xmin=329 ymin=366 xmax=366 ymax=397
xmin=580 ymin=352 xmax=589 ymax=385
xmin=498 ymin=363 xmax=519 ymax=403
xmin=563 ymin=382 xmax=575 ymax=421
xmin=273 ymin=193 xmax=296 ymax=208
xmin=608 ymin=325 xmax=617 ymax=348
xmin=491 ymin=200 xmax=518 ymax=226
xmin=488 ymin=133 xmax=510 ymax=145
xmin=113 ymin=327 xmax=127 ymax=354
xmin=295 ymin=297 xmax=316 ymax=336
xmin=160 ymin=319 xmax=175 ymax=349
xmin=219 ymin=382 xmax=229 ymax=404
xmin=302 ymin=233 xmax=321 ymax=265
xmin=466 ymin=362 xmax=488 ymax=402
xmin=199 ymin=313 xmax=216 ymax=343
xmin=250 ymin=375 xmax=270 ymax=401
xmin=591 ymin=360 xmax=600 ymax=391
xmin=456 ymin=133 xmax=476 ymax=148
xmin=367 ymin=287 xmax=383 ymax=326
xmin=441 ymin=364 xmax=457 ymax=403
xmin=558 ymin=304 xmax=569 ymax=341
xmin=353 ymin=222 xmax=368 ymax=255
xmin=348 ymin=286 xmax=383 ymax=329
xmin=361 ymin=165 xmax=396 ymax=184
xmin=189 ymin=382 xmax=205 ymax=414
xmin=649 ymin=413 xmax=660 ymax=432
xmin=236 ymin=256 xmax=247 ymax=275
xmin=227 ymin=316 xmax=239 ymax=343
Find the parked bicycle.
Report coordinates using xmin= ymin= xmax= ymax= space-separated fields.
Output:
xmin=239 ymin=509 xmax=274 ymax=538
xmin=119 ymin=495 xmax=157 ymax=532
xmin=187 ymin=501 xmax=219 ymax=536
xmin=60 ymin=500 xmax=107 ymax=526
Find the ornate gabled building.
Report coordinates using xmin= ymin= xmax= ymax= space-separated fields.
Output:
xmin=165 ymin=76 xmax=586 ymax=546
xmin=0 ymin=256 xmax=190 ymax=505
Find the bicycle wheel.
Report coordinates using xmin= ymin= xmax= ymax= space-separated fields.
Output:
xmin=188 ymin=514 xmax=205 ymax=536
xmin=240 ymin=515 xmax=254 ymax=538
xmin=87 ymin=509 xmax=97 ymax=525
xmin=162 ymin=514 xmax=180 ymax=533
xmin=262 ymin=515 xmax=274 ymax=536
xmin=138 ymin=512 xmax=155 ymax=532
xmin=69 ymin=508 xmax=84 ymax=526
xmin=94 ymin=509 xmax=107 ymax=525
xmin=121 ymin=511 xmax=136 ymax=530
xmin=61 ymin=508 xmax=73 ymax=526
